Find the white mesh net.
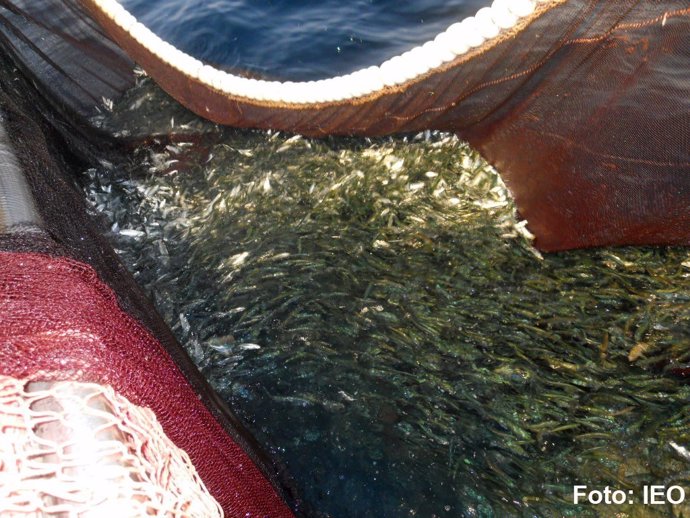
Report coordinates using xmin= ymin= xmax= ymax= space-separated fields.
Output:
xmin=0 ymin=374 xmax=223 ymax=517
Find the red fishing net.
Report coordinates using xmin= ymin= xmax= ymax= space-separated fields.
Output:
xmin=0 ymin=251 xmax=295 ymax=518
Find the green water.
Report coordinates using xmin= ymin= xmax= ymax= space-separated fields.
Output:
xmin=85 ymin=80 xmax=690 ymax=518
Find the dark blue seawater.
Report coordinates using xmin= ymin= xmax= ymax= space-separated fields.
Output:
xmin=121 ymin=0 xmax=487 ymax=80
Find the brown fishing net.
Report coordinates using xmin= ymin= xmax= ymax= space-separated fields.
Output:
xmin=2 ymin=0 xmax=688 ymax=252
xmin=0 ymin=375 xmax=223 ymax=517
xmin=81 ymin=0 xmax=689 ymax=251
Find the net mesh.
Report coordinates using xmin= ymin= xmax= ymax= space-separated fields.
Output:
xmin=0 ymin=375 xmax=223 ymax=518
xmin=0 ymin=250 xmax=296 ymax=518
xmin=0 ymin=32 xmax=299 ymax=518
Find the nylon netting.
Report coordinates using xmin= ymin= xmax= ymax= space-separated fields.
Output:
xmin=0 ymin=375 xmax=223 ymax=518
xmin=0 ymin=58 xmax=298 ymax=517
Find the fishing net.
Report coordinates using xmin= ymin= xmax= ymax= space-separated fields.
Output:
xmin=0 ymin=18 xmax=299 ymax=518
xmin=80 ymin=0 xmax=689 ymax=251
xmin=2 ymin=0 xmax=688 ymax=252
xmin=0 ymin=0 xmax=134 ymax=129
xmin=0 ymin=0 xmax=686 ymax=516
xmin=0 ymin=245 xmax=298 ymax=518
xmin=0 ymin=375 xmax=223 ymax=518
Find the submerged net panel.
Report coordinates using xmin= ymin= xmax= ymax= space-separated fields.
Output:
xmin=0 ymin=375 xmax=223 ymax=517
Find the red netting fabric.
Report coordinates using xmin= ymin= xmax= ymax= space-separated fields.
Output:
xmin=0 ymin=251 xmax=295 ymax=518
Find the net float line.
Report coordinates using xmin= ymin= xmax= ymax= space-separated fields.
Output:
xmin=79 ymin=0 xmax=563 ymax=135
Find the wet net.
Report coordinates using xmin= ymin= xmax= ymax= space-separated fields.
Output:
xmin=80 ymin=0 xmax=689 ymax=251
xmin=0 ymin=1 xmax=686 ymax=516
xmin=2 ymin=0 xmax=688 ymax=251
xmin=0 ymin=375 xmax=223 ymax=517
